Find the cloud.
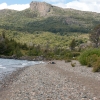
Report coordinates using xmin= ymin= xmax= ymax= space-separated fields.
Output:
xmin=0 ymin=0 xmax=100 ymax=13
xmin=0 ymin=3 xmax=29 ymax=11
xmin=42 ymin=0 xmax=66 ymax=3
xmin=54 ymin=0 xmax=100 ymax=13
xmin=0 ymin=3 xmax=7 ymax=9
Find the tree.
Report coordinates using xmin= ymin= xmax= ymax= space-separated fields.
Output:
xmin=0 ymin=42 xmax=6 ymax=54
xmin=69 ymin=39 xmax=76 ymax=50
xmin=15 ymin=46 xmax=23 ymax=57
xmin=90 ymin=25 xmax=100 ymax=48
xmin=2 ymin=30 xmax=6 ymax=39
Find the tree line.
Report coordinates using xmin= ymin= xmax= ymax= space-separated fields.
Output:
xmin=0 ymin=32 xmax=77 ymax=59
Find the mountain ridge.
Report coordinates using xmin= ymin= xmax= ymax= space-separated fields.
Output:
xmin=0 ymin=1 xmax=100 ymax=35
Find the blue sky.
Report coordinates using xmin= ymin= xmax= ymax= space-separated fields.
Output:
xmin=0 ymin=0 xmax=100 ymax=13
xmin=0 ymin=0 xmax=71 ymax=5
xmin=0 ymin=0 xmax=33 ymax=5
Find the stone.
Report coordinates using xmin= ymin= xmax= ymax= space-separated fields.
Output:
xmin=30 ymin=1 xmax=53 ymax=16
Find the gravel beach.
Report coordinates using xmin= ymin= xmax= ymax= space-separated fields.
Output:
xmin=0 ymin=60 xmax=100 ymax=100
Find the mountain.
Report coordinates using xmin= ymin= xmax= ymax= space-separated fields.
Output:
xmin=0 ymin=1 xmax=100 ymax=35
xmin=0 ymin=9 xmax=17 ymax=17
xmin=30 ymin=1 xmax=53 ymax=16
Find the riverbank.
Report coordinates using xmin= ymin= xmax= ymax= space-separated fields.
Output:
xmin=0 ymin=55 xmax=45 ymax=61
xmin=0 ymin=60 xmax=100 ymax=100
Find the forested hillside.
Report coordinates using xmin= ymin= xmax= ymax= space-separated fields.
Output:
xmin=0 ymin=1 xmax=100 ymax=61
xmin=0 ymin=2 xmax=100 ymax=35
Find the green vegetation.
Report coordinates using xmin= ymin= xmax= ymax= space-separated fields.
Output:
xmin=79 ymin=48 xmax=100 ymax=72
xmin=89 ymin=24 xmax=100 ymax=48
xmin=0 ymin=3 xmax=100 ymax=72
xmin=0 ymin=29 xmax=88 ymax=49
xmin=79 ymin=48 xmax=100 ymax=65
xmin=0 ymin=30 xmax=83 ymax=60
xmin=0 ymin=6 xmax=100 ymax=35
xmin=71 ymin=62 xmax=76 ymax=67
xmin=78 ymin=24 xmax=100 ymax=72
xmin=92 ymin=57 xmax=100 ymax=72
xmin=69 ymin=39 xmax=76 ymax=50
xmin=0 ymin=33 xmax=23 ymax=57
xmin=65 ymin=59 xmax=71 ymax=63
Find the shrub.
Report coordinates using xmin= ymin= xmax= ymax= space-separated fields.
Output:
xmin=87 ymin=54 xmax=98 ymax=67
xmin=65 ymin=59 xmax=71 ymax=63
xmin=71 ymin=62 xmax=76 ymax=67
xmin=87 ymin=62 xmax=92 ymax=67
xmin=69 ymin=39 xmax=76 ymax=50
xmin=72 ymin=52 xmax=80 ymax=57
xmin=79 ymin=48 xmax=100 ymax=65
xmin=92 ymin=57 xmax=100 ymax=72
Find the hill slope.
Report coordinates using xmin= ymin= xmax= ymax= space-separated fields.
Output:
xmin=0 ymin=1 xmax=100 ymax=35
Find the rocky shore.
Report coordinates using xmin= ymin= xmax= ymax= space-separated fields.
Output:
xmin=0 ymin=60 xmax=100 ymax=100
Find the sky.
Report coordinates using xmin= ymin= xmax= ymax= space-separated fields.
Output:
xmin=0 ymin=0 xmax=100 ymax=13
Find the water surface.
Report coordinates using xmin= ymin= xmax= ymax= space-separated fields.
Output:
xmin=0 ymin=58 xmax=43 ymax=80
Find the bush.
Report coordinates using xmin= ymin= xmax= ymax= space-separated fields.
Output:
xmin=72 ymin=52 xmax=80 ymax=59
xmin=71 ymin=62 xmax=76 ymax=67
xmin=65 ymin=59 xmax=71 ymax=63
xmin=92 ymin=57 xmax=100 ymax=72
xmin=87 ymin=54 xmax=98 ymax=67
xmin=79 ymin=48 xmax=100 ymax=65
xmin=69 ymin=39 xmax=76 ymax=50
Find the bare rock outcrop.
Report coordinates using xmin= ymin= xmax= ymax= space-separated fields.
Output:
xmin=30 ymin=1 xmax=53 ymax=16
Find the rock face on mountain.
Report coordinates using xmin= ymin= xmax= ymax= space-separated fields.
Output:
xmin=30 ymin=1 xmax=53 ymax=16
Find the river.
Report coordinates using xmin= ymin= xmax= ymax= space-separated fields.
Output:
xmin=0 ymin=58 xmax=44 ymax=81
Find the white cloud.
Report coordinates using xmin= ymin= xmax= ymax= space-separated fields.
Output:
xmin=43 ymin=0 xmax=66 ymax=3
xmin=54 ymin=0 xmax=100 ymax=13
xmin=0 ymin=0 xmax=100 ymax=13
xmin=0 ymin=3 xmax=29 ymax=11
xmin=79 ymin=0 xmax=100 ymax=3
xmin=0 ymin=3 xmax=7 ymax=9
xmin=53 ymin=3 xmax=67 ymax=8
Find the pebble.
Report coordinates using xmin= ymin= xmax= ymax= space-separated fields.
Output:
xmin=0 ymin=61 xmax=100 ymax=100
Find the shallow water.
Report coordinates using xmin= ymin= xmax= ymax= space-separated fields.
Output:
xmin=0 ymin=58 xmax=44 ymax=80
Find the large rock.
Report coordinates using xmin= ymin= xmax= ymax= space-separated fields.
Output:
xmin=30 ymin=1 xmax=53 ymax=16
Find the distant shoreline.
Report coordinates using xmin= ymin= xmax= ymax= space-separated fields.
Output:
xmin=0 ymin=55 xmax=45 ymax=61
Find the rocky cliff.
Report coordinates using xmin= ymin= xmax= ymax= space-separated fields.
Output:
xmin=30 ymin=1 xmax=53 ymax=16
